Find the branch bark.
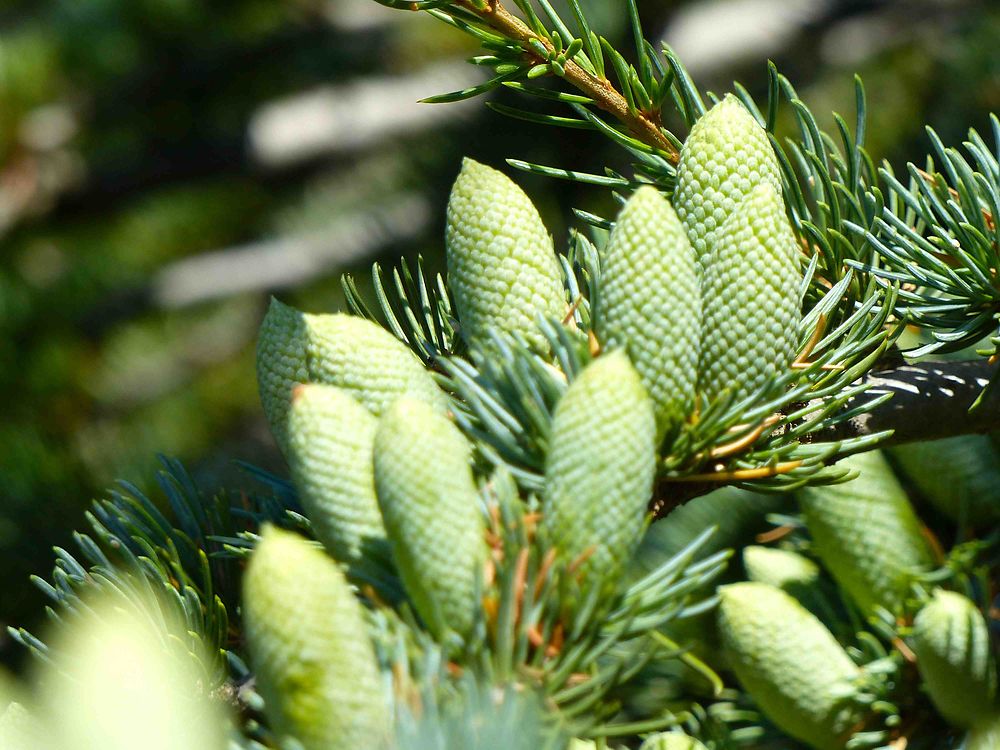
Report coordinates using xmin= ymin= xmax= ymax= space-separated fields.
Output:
xmin=651 ymin=358 xmax=1000 ymax=518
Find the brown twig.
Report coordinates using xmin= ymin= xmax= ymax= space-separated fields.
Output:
xmin=467 ymin=0 xmax=679 ymax=161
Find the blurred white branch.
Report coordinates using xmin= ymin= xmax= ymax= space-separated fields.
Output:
xmin=248 ymin=62 xmax=484 ymax=169
xmin=152 ymin=193 xmax=431 ymax=308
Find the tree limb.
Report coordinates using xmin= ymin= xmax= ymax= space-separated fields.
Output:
xmin=651 ymin=358 xmax=1000 ymax=518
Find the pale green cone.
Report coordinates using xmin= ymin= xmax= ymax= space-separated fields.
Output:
xmin=374 ymin=397 xmax=487 ymax=639
xmin=911 ymin=589 xmax=997 ymax=729
xmin=0 ymin=702 xmax=43 ymax=750
xmin=595 ymin=186 xmax=700 ymax=437
xmin=287 ymin=384 xmax=386 ymax=564
xmin=256 ymin=297 xmax=310 ymax=452
xmin=698 ymin=183 xmax=801 ymax=405
xmin=639 ymin=732 xmax=708 ymax=750
xmin=717 ymin=582 xmax=862 ymax=750
xmin=256 ymin=298 xmax=446 ymax=452
xmin=743 ymin=545 xmax=822 ymax=611
xmin=243 ymin=526 xmax=388 ymax=750
xmin=41 ymin=591 xmax=229 ymax=750
xmin=798 ymin=451 xmax=933 ymax=615
xmin=890 ymin=435 xmax=1000 ymax=525
xmin=445 ymin=158 xmax=565 ymax=351
xmin=674 ymin=93 xmax=783 ymax=272
xmin=544 ymin=350 xmax=656 ymax=585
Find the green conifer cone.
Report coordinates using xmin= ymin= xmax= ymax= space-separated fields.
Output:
xmin=698 ymin=183 xmax=801 ymax=405
xmin=889 ymin=435 xmax=1000 ymax=525
xmin=717 ymin=582 xmax=862 ymax=750
xmin=243 ymin=526 xmax=387 ymax=750
xmin=639 ymin=732 xmax=709 ymax=750
xmin=0 ymin=703 xmax=41 ymax=750
xmin=595 ymin=186 xmax=700 ymax=437
xmin=911 ymin=589 xmax=997 ymax=729
xmin=743 ymin=545 xmax=822 ymax=610
xmin=374 ymin=397 xmax=486 ymax=639
xmin=256 ymin=298 xmax=446 ymax=452
xmin=798 ymin=451 xmax=933 ymax=615
xmin=445 ymin=158 xmax=565 ymax=351
xmin=286 ymin=384 xmax=386 ymax=564
xmin=543 ymin=350 xmax=656 ymax=584
xmin=674 ymin=94 xmax=783 ymax=271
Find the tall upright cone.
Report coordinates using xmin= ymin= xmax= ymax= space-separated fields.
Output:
xmin=595 ymin=186 xmax=700 ymax=437
xmin=698 ymin=183 xmax=801 ymax=405
xmin=256 ymin=298 xmax=446 ymax=452
xmin=798 ymin=451 xmax=933 ymax=615
xmin=286 ymin=384 xmax=386 ymax=564
xmin=445 ymin=158 xmax=565 ymax=352
xmin=911 ymin=589 xmax=997 ymax=729
xmin=674 ymin=94 xmax=783 ymax=271
xmin=243 ymin=526 xmax=388 ymax=750
xmin=374 ymin=397 xmax=487 ymax=640
xmin=544 ymin=351 xmax=656 ymax=585
xmin=717 ymin=582 xmax=862 ymax=750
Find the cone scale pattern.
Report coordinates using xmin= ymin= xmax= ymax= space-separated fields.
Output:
xmin=243 ymin=527 xmax=387 ymax=750
xmin=698 ymin=183 xmax=801 ymax=405
xmin=911 ymin=589 xmax=997 ymax=729
xmin=287 ymin=384 xmax=386 ymax=564
xmin=256 ymin=299 xmax=446 ymax=452
xmin=445 ymin=158 xmax=565 ymax=352
xmin=674 ymin=94 xmax=783 ymax=270
xmin=595 ymin=186 xmax=701 ymax=437
xmin=543 ymin=351 xmax=656 ymax=583
xmin=374 ymin=397 xmax=486 ymax=639
xmin=717 ymin=582 xmax=862 ymax=750
xmin=890 ymin=435 xmax=1000 ymax=525
xmin=798 ymin=451 xmax=933 ymax=615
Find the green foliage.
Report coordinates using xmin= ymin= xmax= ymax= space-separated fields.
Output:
xmin=8 ymin=2 xmax=1000 ymax=750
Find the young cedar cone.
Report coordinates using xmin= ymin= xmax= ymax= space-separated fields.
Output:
xmin=674 ymin=93 xmax=783 ymax=273
xmin=543 ymin=350 xmax=656 ymax=585
xmin=698 ymin=183 xmax=801 ymax=406
xmin=445 ymin=158 xmax=565 ymax=352
xmin=717 ymin=582 xmax=862 ymax=750
xmin=742 ymin=545 xmax=822 ymax=611
xmin=373 ymin=397 xmax=486 ymax=640
xmin=639 ymin=732 xmax=709 ymax=750
xmin=243 ymin=527 xmax=387 ymax=750
xmin=287 ymin=384 xmax=386 ymax=564
xmin=889 ymin=435 xmax=1000 ymax=525
xmin=256 ymin=298 xmax=446 ymax=452
xmin=911 ymin=589 xmax=998 ymax=729
xmin=798 ymin=451 xmax=933 ymax=615
xmin=595 ymin=186 xmax=700 ymax=438
xmin=41 ymin=592 xmax=229 ymax=750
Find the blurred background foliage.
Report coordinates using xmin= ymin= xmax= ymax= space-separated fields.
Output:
xmin=0 ymin=0 xmax=996 ymax=667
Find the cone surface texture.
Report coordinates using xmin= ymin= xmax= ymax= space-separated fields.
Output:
xmin=698 ymin=183 xmax=801 ymax=404
xmin=256 ymin=297 xmax=309 ymax=452
xmin=243 ymin=526 xmax=387 ymax=750
xmin=911 ymin=589 xmax=997 ymax=729
xmin=287 ymin=384 xmax=386 ymax=563
xmin=717 ymin=582 xmax=861 ymax=750
xmin=256 ymin=299 xmax=446 ymax=451
xmin=374 ymin=397 xmax=486 ymax=639
xmin=890 ymin=435 xmax=1000 ymax=524
xmin=743 ymin=545 xmax=820 ymax=599
xmin=544 ymin=350 xmax=656 ymax=583
xmin=798 ymin=450 xmax=932 ymax=614
xmin=445 ymin=158 xmax=565 ymax=351
xmin=595 ymin=186 xmax=700 ymax=436
xmin=674 ymin=94 xmax=783 ymax=270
